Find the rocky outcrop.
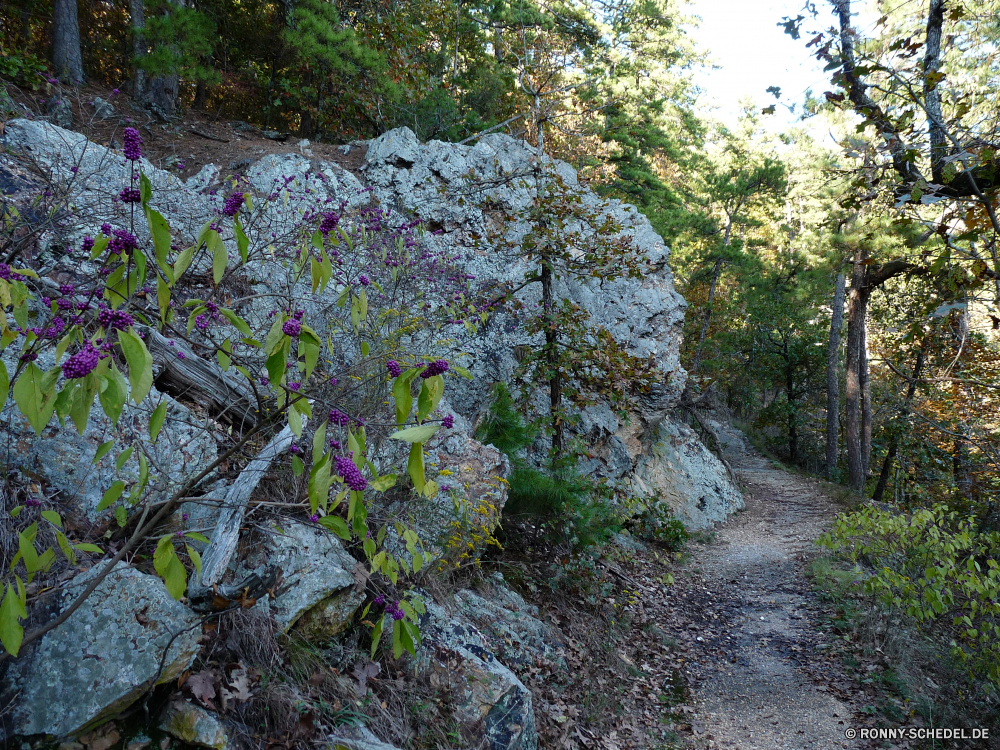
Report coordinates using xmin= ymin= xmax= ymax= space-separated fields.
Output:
xmin=158 ymin=702 xmax=229 ymax=749
xmin=630 ymin=418 xmax=745 ymax=529
xmin=0 ymin=565 xmax=202 ymax=739
xmin=0 ymin=118 xmax=741 ymax=529
xmin=416 ymin=600 xmax=537 ymax=750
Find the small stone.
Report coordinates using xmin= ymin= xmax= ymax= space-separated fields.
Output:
xmin=91 ymin=98 xmax=115 ymax=119
xmin=127 ymin=736 xmax=152 ymax=750
xmin=79 ymin=725 xmax=119 ymax=750
xmin=159 ymin=701 xmax=228 ymax=750
xmin=46 ymin=98 xmax=73 ymax=128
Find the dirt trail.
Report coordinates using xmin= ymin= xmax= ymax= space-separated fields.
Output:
xmin=666 ymin=444 xmax=863 ymax=750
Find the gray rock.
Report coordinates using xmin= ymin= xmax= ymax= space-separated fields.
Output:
xmin=46 ymin=98 xmax=73 ymax=128
xmin=416 ymin=600 xmax=537 ymax=750
xmin=631 ymin=417 xmax=745 ymax=529
xmin=240 ymin=521 xmax=357 ymax=631
xmin=158 ymin=702 xmax=228 ymax=749
xmin=0 ymin=348 xmax=219 ymax=522
xmin=2 ymin=565 xmax=201 ymax=739
xmin=326 ymin=726 xmax=403 ymax=750
xmin=91 ymin=98 xmax=115 ymax=120
xmin=454 ymin=584 xmax=564 ymax=669
xmin=293 ymin=587 xmax=365 ymax=641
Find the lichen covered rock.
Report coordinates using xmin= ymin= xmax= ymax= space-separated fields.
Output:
xmin=159 ymin=702 xmax=228 ymax=749
xmin=1 ymin=565 xmax=201 ymax=739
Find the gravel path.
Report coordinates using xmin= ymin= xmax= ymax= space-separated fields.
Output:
xmin=671 ymin=447 xmax=863 ymax=750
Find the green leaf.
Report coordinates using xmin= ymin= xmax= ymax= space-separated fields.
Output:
xmin=186 ymin=544 xmax=203 ymax=576
xmin=145 ymin=206 xmax=172 ymax=275
xmin=370 ymin=614 xmax=384 ymax=658
xmin=41 ymin=510 xmax=62 ymax=528
xmin=0 ymin=360 xmax=8 ymax=413
xmin=392 ymin=618 xmax=403 ymax=659
xmin=392 ymin=370 xmax=417 ymax=426
xmin=216 ymin=338 xmax=231 ymax=371
xmin=234 ymin=218 xmax=249 ymax=265
xmin=118 ymin=329 xmax=154 ymax=404
xmin=173 ymin=245 xmax=195 ymax=282
xmin=149 ymin=401 xmax=167 ymax=442
xmin=97 ymin=364 xmax=128 ymax=425
xmin=319 ymin=515 xmax=351 ymax=540
xmin=452 ymin=365 xmax=473 ymax=380
xmin=308 ymin=452 xmax=332 ymax=514
xmin=96 ymin=480 xmax=125 ymax=512
xmin=416 ymin=375 xmax=444 ymax=423
xmin=13 ymin=361 xmax=56 ymax=434
xmin=114 ymin=505 xmax=127 ymax=527
xmin=220 ymin=309 xmax=252 ymax=336
xmin=153 ymin=534 xmax=187 ymax=600
xmin=139 ymin=171 xmax=153 ymax=206
xmin=68 ymin=373 xmax=98 ymax=434
xmin=361 ymin=341 xmax=370 ymax=357
xmin=93 ymin=440 xmax=115 ymax=464
xmin=312 ymin=422 xmax=327 ymax=465
xmin=209 ymin=230 xmax=227 ymax=284
xmin=288 ymin=405 xmax=302 ymax=437
xmin=389 ymin=424 xmax=440 ymax=443
xmin=407 ymin=443 xmax=426 ymax=493
xmin=184 ymin=531 xmax=210 ymax=544
xmin=412 ymin=552 xmax=423 ymax=573
xmin=115 ymin=446 xmax=134 ymax=471
xmin=55 ymin=530 xmax=75 ymax=564
xmin=370 ymin=474 xmax=396 ymax=492
xmin=73 ymin=543 xmax=104 ymax=554
xmin=291 ymin=455 xmax=304 ymax=476
xmin=264 ymin=316 xmax=285 ymax=356
xmin=266 ymin=346 xmax=287 ymax=388
xmin=0 ymin=582 xmax=27 ymax=656
xmin=157 ymin=275 xmax=171 ymax=322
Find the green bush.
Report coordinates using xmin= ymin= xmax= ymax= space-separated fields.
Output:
xmin=476 ymin=384 xmax=621 ymax=551
xmin=820 ymin=504 xmax=1000 ymax=684
xmin=628 ymin=505 xmax=689 ymax=552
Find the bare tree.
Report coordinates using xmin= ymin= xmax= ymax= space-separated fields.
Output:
xmin=825 ymin=271 xmax=846 ymax=480
xmin=52 ymin=0 xmax=84 ymax=84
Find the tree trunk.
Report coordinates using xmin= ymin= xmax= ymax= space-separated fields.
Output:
xmin=786 ymin=358 xmax=798 ymax=464
xmin=860 ymin=313 xmax=871 ymax=479
xmin=130 ymin=0 xmax=146 ymax=101
xmin=52 ymin=0 xmax=84 ymax=84
xmin=872 ymin=347 xmax=924 ymax=503
xmin=845 ymin=254 xmax=869 ymax=493
xmin=541 ymin=259 xmax=562 ymax=456
xmin=825 ymin=271 xmax=846 ymax=480
xmin=690 ymin=257 xmax=724 ymax=377
xmin=139 ymin=0 xmax=183 ymax=116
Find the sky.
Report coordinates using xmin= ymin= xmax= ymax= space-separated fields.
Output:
xmin=687 ymin=0 xmax=837 ymax=129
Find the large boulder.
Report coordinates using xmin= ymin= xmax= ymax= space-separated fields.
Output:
xmin=630 ymin=418 xmax=744 ymax=529
xmin=416 ymin=600 xmax=537 ymax=750
xmin=238 ymin=520 xmax=361 ymax=633
xmin=0 ymin=565 xmax=202 ymax=739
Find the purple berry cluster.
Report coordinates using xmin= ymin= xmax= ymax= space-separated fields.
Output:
xmin=386 ymin=601 xmax=405 ymax=621
xmin=62 ymin=342 xmax=101 ymax=379
xmin=335 ymin=455 xmax=367 ymax=492
xmin=328 ymin=408 xmax=350 ymax=427
xmin=123 ymin=127 xmax=143 ymax=161
xmin=0 ymin=264 xmax=23 ymax=282
xmin=81 ymin=236 xmax=95 ymax=255
xmin=442 ymin=414 xmax=454 ymax=429
xmin=282 ymin=319 xmax=301 ymax=337
xmin=222 ymin=192 xmax=244 ymax=217
xmin=386 ymin=360 xmax=402 ymax=378
xmin=319 ymin=212 xmax=340 ymax=234
xmin=118 ymin=187 xmax=141 ymax=204
xmin=108 ymin=228 xmax=138 ymax=256
xmin=97 ymin=304 xmax=134 ymax=331
xmin=421 ymin=359 xmax=449 ymax=378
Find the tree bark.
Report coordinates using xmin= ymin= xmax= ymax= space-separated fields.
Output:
xmin=860 ymin=313 xmax=871 ymax=479
xmin=786 ymin=355 xmax=798 ymax=464
xmin=139 ymin=0 xmax=183 ymax=116
xmin=845 ymin=251 xmax=869 ymax=493
xmin=825 ymin=271 xmax=846 ymax=480
xmin=872 ymin=347 xmax=924 ymax=503
xmin=130 ymin=0 xmax=146 ymax=102
xmin=52 ymin=0 xmax=84 ymax=84
xmin=541 ymin=258 xmax=562 ymax=456
xmin=923 ymin=0 xmax=947 ymax=183
xmin=690 ymin=256 xmax=724 ymax=377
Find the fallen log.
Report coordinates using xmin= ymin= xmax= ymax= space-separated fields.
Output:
xmin=140 ymin=327 xmax=260 ymax=430
xmin=190 ymin=417 xmax=305 ymax=596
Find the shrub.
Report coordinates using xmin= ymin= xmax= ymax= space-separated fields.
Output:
xmin=819 ymin=503 xmax=1000 ymax=685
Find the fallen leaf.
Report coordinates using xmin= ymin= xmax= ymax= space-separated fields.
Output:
xmin=186 ymin=669 xmax=217 ymax=708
